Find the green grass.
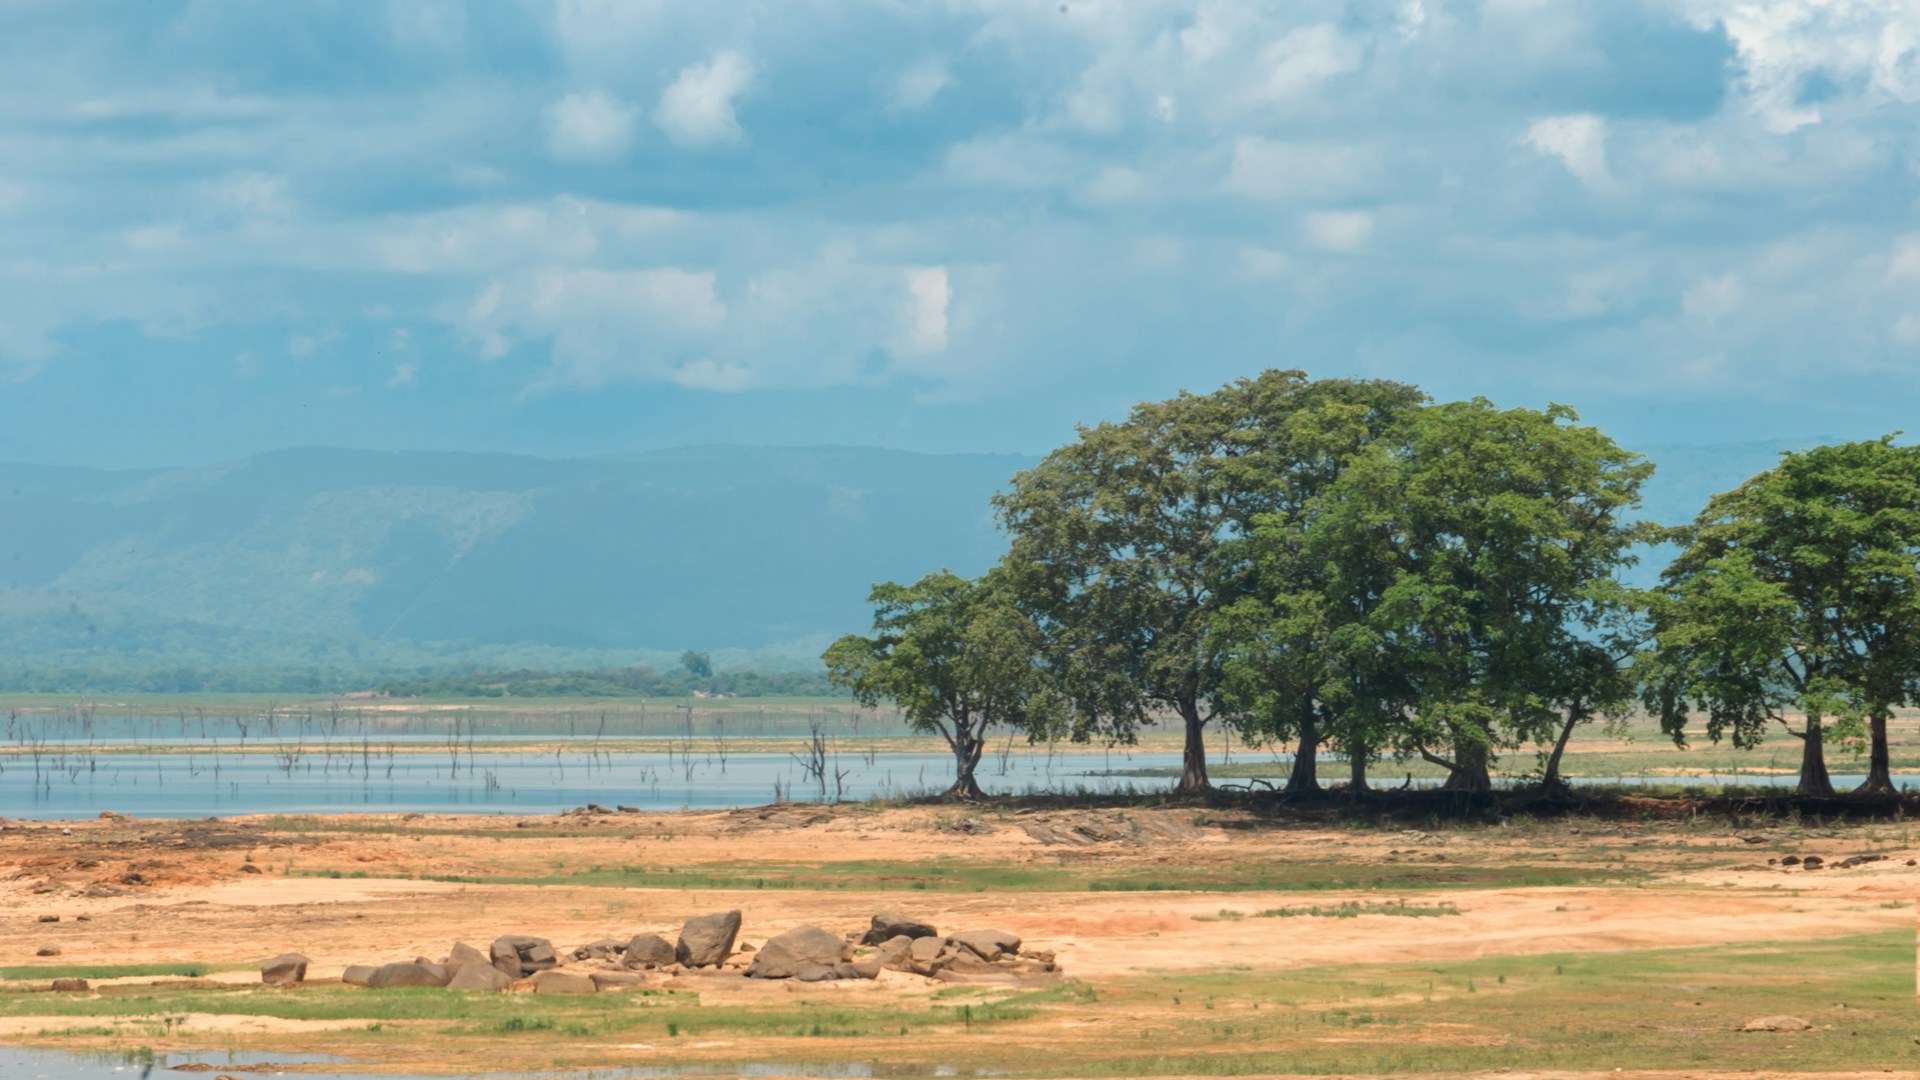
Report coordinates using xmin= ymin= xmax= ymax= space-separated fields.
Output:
xmin=370 ymin=859 xmax=1639 ymax=895
xmin=0 ymin=963 xmax=227 ymax=981
xmin=1086 ymin=929 xmax=1915 ymax=1075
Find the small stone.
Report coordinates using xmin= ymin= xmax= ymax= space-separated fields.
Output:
xmin=36 ymin=945 xmax=61 ymax=957
xmin=37 ymin=914 xmax=59 ymax=923
xmin=260 ymin=953 xmax=309 ymax=986
xmin=622 ymin=933 xmax=677 ymax=969
xmin=532 ymin=970 xmax=597 ymax=995
xmin=1739 ymin=1016 xmax=1813 ymax=1032
xmin=49 ymin=978 xmax=89 ymax=992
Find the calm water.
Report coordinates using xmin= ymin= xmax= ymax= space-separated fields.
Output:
xmin=0 ymin=735 xmax=1896 ymax=818
xmin=0 ymin=744 xmax=1186 ymax=818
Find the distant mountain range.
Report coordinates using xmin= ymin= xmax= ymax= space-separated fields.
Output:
xmin=0 ymin=439 xmax=1820 ymax=686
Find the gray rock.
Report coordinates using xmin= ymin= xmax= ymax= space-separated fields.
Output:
xmin=446 ymin=941 xmax=489 ymax=973
xmin=574 ymin=938 xmax=626 ymax=962
xmin=533 ymin=970 xmax=597 ymax=995
xmin=622 ymin=932 xmax=677 ymax=969
xmin=676 ymin=910 xmax=742 ymax=968
xmin=49 ymin=977 xmax=89 ymax=992
xmin=260 ymin=953 xmax=309 ymax=986
xmin=747 ymin=925 xmax=848 ymax=979
xmin=367 ymin=961 xmax=450 ymax=989
xmin=590 ymin=971 xmax=645 ymax=991
xmin=446 ymin=963 xmax=511 ymax=992
xmin=793 ymin=962 xmax=840 ymax=982
xmin=861 ymin=913 xmax=937 ymax=945
xmin=341 ymin=964 xmax=378 ymax=986
xmin=490 ymin=935 xmax=558 ymax=979
xmin=950 ymin=929 xmax=1021 ymax=962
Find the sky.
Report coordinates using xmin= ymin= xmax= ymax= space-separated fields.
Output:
xmin=2 ymin=0 xmax=1919 ymax=469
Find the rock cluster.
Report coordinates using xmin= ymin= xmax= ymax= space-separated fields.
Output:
xmin=309 ymin=910 xmax=1057 ymax=993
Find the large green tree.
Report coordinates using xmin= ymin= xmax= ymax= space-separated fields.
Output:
xmin=1211 ymin=381 xmax=1429 ymax=793
xmin=823 ymin=569 xmax=1060 ymax=800
xmin=1307 ymin=399 xmax=1653 ymax=792
xmin=994 ymin=371 xmax=1424 ymax=792
xmin=1644 ymin=438 xmax=1920 ymax=796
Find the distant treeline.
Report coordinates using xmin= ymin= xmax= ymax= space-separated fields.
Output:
xmin=375 ymin=665 xmax=840 ymax=699
xmin=0 ymin=662 xmax=839 ymax=698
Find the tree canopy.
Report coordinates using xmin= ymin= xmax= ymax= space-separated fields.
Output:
xmin=822 ymin=569 xmax=1060 ymax=800
xmin=1643 ymin=437 xmax=1920 ymax=796
xmin=1297 ymin=399 xmax=1654 ymax=792
xmin=993 ymin=370 xmax=1425 ymax=791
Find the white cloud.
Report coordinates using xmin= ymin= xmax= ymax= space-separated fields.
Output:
xmin=1682 ymin=274 xmax=1742 ymax=325
xmin=655 ymin=50 xmax=754 ymax=148
xmin=1525 ymin=114 xmax=1611 ymax=189
xmin=1252 ymin=24 xmax=1364 ymax=104
xmin=387 ymin=361 xmax=418 ymax=387
xmin=896 ymin=267 xmax=950 ymax=357
xmin=1225 ymin=138 xmax=1376 ymax=200
xmin=944 ymin=135 xmax=1078 ymax=189
xmin=889 ymin=59 xmax=950 ymax=112
xmin=544 ymin=91 xmax=638 ymax=162
xmin=286 ymin=329 xmax=341 ymax=358
xmin=1302 ymin=210 xmax=1373 ymax=253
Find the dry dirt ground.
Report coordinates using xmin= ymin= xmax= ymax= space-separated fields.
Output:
xmin=0 ymin=802 xmax=1914 ymax=1078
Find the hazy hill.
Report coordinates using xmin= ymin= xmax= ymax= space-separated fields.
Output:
xmin=0 ymin=438 xmax=1820 ymax=687
xmin=0 ymin=445 xmax=1027 ymax=676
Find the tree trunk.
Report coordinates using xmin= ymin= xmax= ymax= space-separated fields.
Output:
xmin=1795 ymin=715 xmax=1835 ymax=798
xmin=1854 ymin=709 xmax=1895 ymax=797
xmin=1285 ymin=705 xmax=1321 ymax=795
xmin=1542 ymin=709 xmax=1584 ymax=792
xmin=1435 ymin=740 xmax=1493 ymax=793
xmin=945 ymin=717 xmax=988 ymax=801
xmin=1347 ymin=744 xmax=1369 ymax=792
xmin=1174 ymin=695 xmax=1210 ymax=793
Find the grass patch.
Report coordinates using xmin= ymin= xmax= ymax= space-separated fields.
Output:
xmin=0 ymin=964 xmax=224 ymax=981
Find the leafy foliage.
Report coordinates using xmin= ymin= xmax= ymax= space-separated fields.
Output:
xmin=824 ymin=570 xmax=1060 ymax=798
xmin=1644 ymin=437 xmax=1920 ymax=795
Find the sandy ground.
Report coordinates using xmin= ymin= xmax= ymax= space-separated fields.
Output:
xmin=0 ymin=803 xmax=1914 ymax=1076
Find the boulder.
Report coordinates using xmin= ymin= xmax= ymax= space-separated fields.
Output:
xmin=1739 ymin=1016 xmax=1814 ymax=1032
xmin=910 ymin=930 xmax=948 ymax=960
xmin=590 ymin=971 xmax=645 ymax=991
xmin=367 ymin=961 xmax=450 ymax=989
xmin=622 ymin=932 xmax=677 ymax=969
xmin=49 ymin=978 xmax=89 ymax=992
xmin=446 ymin=941 xmax=489 ymax=973
xmin=793 ymin=962 xmax=840 ymax=982
xmin=533 ymin=970 xmax=597 ymax=995
xmin=676 ymin=910 xmax=742 ymax=968
xmin=950 ymin=929 xmax=1021 ymax=962
xmin=1800 ymin=855 xmax=1824 ymax=870
xmin=842 ymin=960 xmax=881 ymax=980
xmin=260 ymin=953 xmax=309 ymax=986
xmin=35 ymin=945 xmax=60 ymax=957
xmin=446 ymin=963 xmax=511 ymax=992
xmin=876 ymin=937 xmax=917 ymax=973
xmin=341 ymin=965 xmax=378 ymax=987
xmin=574 ymin=938 xmax=626 ymax=962
xmin=490 ymin=935 xmax=558 ymax=979
xmin=861 ymin=913 xmax=937 ymax=945
xmin=747 ymin=925 xmax=848 ymax=979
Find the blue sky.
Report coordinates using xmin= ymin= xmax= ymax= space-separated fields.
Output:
xmin=2 ymin=0 xmax=1918 ymax=468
